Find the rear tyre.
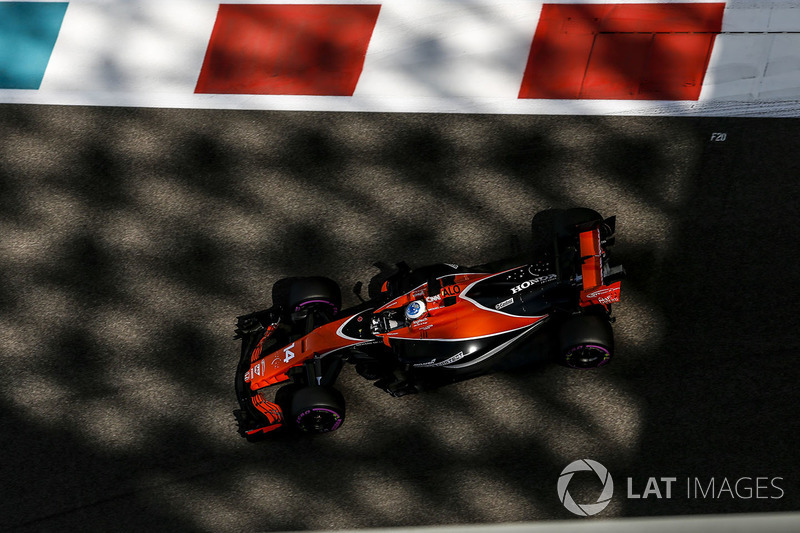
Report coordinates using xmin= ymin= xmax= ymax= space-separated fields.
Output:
xmin=289 ymin=386 xmax=346 ymax=434
xmin=531 ymin=208 xmax=604 ymax=244
xmin=558 ymin=314 xmax=614 ymax=369
xmin=555 ymin=207 xmax=603 ymax=235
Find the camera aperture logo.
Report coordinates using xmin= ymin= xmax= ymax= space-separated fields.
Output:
xmin=558 ymin=459 xmax=786 ymax=517
xmin=558 ymin=459 xmax=614 ymax=516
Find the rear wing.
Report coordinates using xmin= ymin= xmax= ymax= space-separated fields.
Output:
xmin=577 ymin=218 xmax=625 ymax=309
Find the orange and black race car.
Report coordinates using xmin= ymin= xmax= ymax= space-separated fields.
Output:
xmin=234 ymin=208 xmax=625 ymax=439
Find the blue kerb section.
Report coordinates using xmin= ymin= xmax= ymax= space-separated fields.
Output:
xmin=0 ymin=2 xmax=68 ymax=89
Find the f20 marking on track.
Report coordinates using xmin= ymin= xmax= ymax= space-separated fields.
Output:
xmin=710 ymin=132 xmax=727 ymax=141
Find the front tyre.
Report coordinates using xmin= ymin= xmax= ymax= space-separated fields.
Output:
xmin=287 ymin=277 xmax=341 ymax=316
xmin=558 ymin=314 xmax=614 ymax=369
xmin=289 ymin=386 xmax=346 ymax=434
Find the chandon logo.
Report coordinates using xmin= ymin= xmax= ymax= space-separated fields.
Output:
xmin=558 ymin=459 xmax=614 ymax=516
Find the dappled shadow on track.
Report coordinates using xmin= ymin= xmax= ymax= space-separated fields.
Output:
xmin=619 ymin=122 xmax=800 ymax=513
xmin=0 ymin=106 xmax=798 ymax=532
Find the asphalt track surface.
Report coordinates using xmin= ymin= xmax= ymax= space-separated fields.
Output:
xmin=1 ymin=105 xmax=798 ymax=532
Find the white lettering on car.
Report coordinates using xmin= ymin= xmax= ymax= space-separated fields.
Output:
xmin=496 ymin=298 xmax=514 ymax=310
xmin=283 ymin=343 xmax=296 ymax=364
xmin=414 ymin=351 xmax=467 ymax=368
xmin=511 ymin=274 xmax=557 ymax=294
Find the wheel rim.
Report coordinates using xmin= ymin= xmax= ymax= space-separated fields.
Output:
xmin=295 ymin=299 xmax=338 ymax=314
xmin=565 ymin=344 xmax=611 ymax=368
xmin=295 ymin=407 xmax=343 ymax=433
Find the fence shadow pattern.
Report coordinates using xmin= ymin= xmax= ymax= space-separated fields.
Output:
xmin=0 ymin=105 xmax=798 ymax=531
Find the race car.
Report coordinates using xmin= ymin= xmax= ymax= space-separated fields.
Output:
xmin=234 ymin=208 xmax=625 ymax=439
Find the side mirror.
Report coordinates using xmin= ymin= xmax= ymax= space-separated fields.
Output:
xmin=353 ymin=281 xmax=365 ymax=302
xmin=427 ymin=276 xmax=441 ymax=297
